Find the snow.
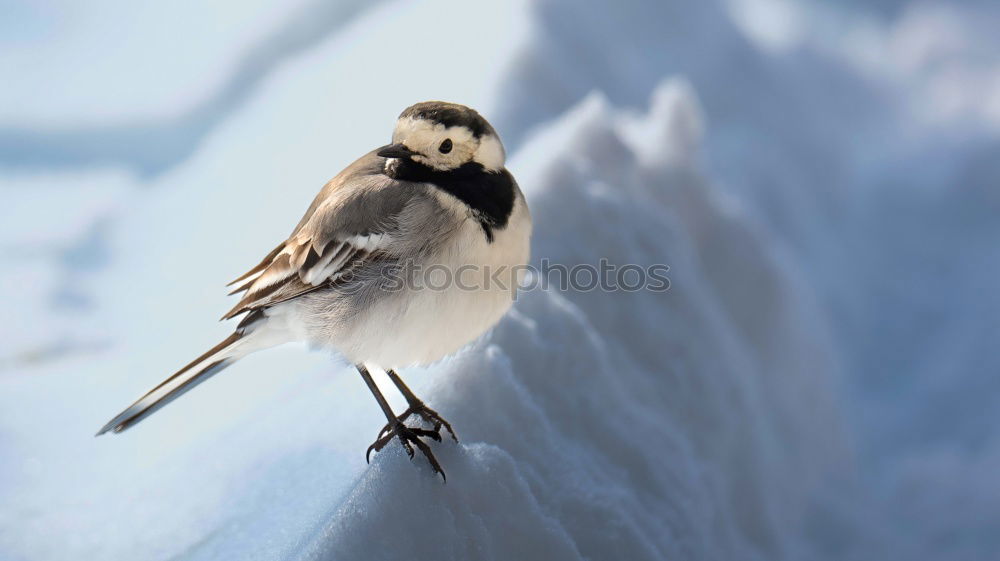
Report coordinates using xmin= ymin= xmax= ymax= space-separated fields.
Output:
xmin=0 ymin=0 xmax=369 ymax=126
xmin=2 ymin=0 xmax=1000 ymax=559
xmin=293 ymin=89 xmax=847 ymax=559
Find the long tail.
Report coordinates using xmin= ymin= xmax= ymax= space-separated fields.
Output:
xmin=96 ymin=332 xmax=248 ymax=436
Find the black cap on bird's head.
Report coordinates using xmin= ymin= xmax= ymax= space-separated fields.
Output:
xmin=377 ymin=101 xmax=506 ymax=172
xmin=397 ymin=102 xmax=496 ymax=139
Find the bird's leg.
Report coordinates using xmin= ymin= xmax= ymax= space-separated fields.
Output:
xmin=375 ymin=368 xmax=458 ymax=443
xmin=356 ymin=364 xmax=445 ymax=480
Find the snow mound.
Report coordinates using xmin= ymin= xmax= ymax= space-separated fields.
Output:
xmin=298 ymin=83 xmax=846 ymax=561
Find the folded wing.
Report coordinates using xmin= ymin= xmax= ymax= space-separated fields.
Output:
xmin=222 ymin=232 xmax=391 ymax=320
xmin=222 ymin=162 xmax=410 ymax=320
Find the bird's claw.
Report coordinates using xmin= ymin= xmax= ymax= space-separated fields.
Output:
xmin=376 ymin=403 xmax=458 ymax=443
xmin=366 ymin=421 xmax=447 ymax=481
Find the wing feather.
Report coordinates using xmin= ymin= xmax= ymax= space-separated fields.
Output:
xmin=227 ymin=242 xmax=285 ymax=287
xmin=220 ymin=150 xmax=416 ymax=321
xmin=222 ymin=235 xmax=389 ymax=320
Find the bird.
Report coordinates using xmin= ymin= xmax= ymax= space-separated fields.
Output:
xmin=96 ymin=101 xmax=532 ymax=479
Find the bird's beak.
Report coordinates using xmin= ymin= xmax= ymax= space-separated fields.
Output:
xmin=377 ymin=143 xmax=417 ymax=159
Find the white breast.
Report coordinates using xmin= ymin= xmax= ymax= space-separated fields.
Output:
xmin=338 ymin=191 xmax=532 ymax=368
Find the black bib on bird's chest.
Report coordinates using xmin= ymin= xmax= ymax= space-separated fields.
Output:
xmin=390 ymin=159 xmax=515 ymax=242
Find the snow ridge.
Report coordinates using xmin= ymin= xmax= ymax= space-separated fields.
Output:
xmin=297 ymin=84 xmax=845 ymax=561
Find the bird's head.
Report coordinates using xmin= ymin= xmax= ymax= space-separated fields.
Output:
xmin=378 ymin=101 xmax=506 ymax=173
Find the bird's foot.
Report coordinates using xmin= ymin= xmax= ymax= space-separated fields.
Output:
xmin=366 ymin=420 xmax=446 ymax=480
xmin=376 ymin=402 xmax=458 ymax=443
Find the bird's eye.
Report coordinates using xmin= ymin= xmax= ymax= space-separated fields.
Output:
xmin=438 ymin=139 xmax=453 ymax=154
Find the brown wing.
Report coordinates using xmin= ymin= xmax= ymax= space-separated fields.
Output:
xmin=221 ymin=236 xmax=385 ymax=320
xmin=226 ymin=242 xmax=286 ymax=288
xmin=220 ymin=149 xmax=417 ymax=321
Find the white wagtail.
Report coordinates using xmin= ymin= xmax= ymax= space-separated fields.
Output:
xmin=97 ymin=102 xmax=531 ymax=479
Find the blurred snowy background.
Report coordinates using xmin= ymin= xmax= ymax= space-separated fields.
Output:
xmin=2 ymin=0 xmax=999 ymax=559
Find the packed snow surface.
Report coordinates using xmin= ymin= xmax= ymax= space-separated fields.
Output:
xmin=2 ymin=0 xmax=999 ymax=559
